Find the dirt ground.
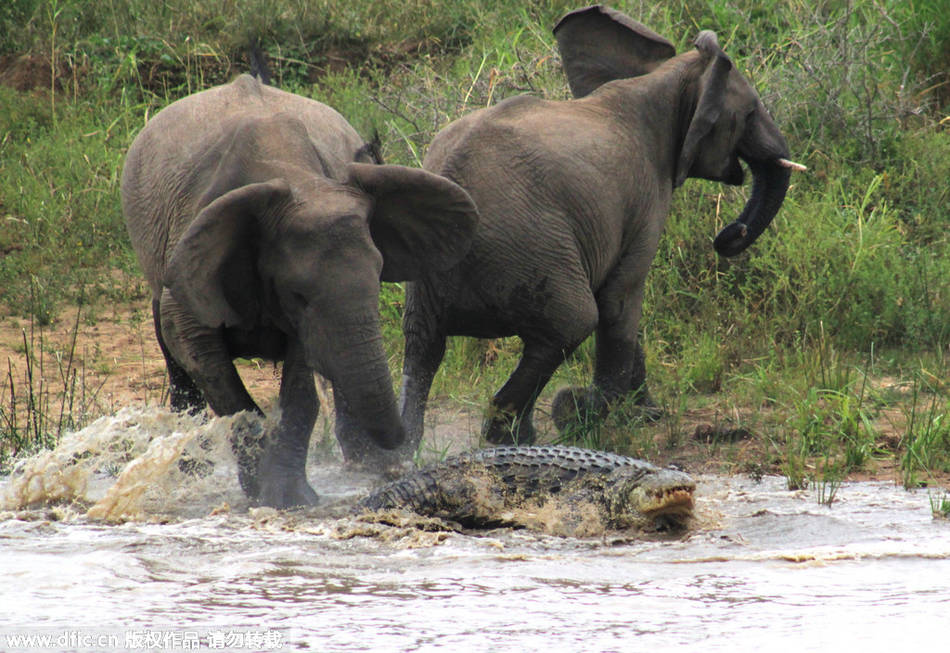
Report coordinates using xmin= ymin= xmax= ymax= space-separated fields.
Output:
xmin=0 ymin=300 xmax=290 ymax=426
xmin=0 ymin=297 xmax=943 ymax=488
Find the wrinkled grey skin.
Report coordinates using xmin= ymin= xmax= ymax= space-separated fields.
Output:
xmin=121 ymin=75 xmax=479 ymax=507
xmin=380 ymin=6 xmax=795 ymax=454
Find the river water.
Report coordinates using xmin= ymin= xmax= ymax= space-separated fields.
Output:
xmin=1 ymin=408 xmax=948 ymax=652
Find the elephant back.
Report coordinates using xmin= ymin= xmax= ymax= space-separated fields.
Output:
xmin=121 ymin=75 xmax=367 ymax=292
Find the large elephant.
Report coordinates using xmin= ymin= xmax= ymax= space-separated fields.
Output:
xmin=121 ymin=74 xmax=479 ymax=508
xmin=386 ymin=5 xmax=806 ymax=453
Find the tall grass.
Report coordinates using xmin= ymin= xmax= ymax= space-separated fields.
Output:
xmin=0 ymin=289 xmax=106 ymax=466
xmin=0 ymin=0 xmax=947 ymax=488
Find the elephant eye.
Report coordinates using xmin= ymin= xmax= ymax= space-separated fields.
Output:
xmin=291 ymin=291 xmax=308 ymax=307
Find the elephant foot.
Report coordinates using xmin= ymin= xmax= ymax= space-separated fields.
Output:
xmin=483 ymin=409 xmax=536 ymax=446
xmin=551 ymin=386 xmax=608 ymax=437
xmin=257 ymin=473 xmax=320 ymax=509
xmin=231 ymin=413 xmax=268 ymax=499
xmin=632 ymin=388 xmax=664 ymax=423
xmin=552 ymin=385 xmax=663 ymax=437
xmin=253 ymin=444 xmax=319 ymax=508
xmin=628 ymin=379 xmax=664 ymax=422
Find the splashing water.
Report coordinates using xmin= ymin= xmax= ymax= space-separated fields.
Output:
xmin=2 ymin=408 xmax=258 ymax=520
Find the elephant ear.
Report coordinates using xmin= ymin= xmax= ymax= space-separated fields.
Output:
xmin=346 ymin=163 xmax=479 ymax=282
xmin=165 ymin=180 xmax=291 ymax=328
xmin=674 ymin=31 xmax=735 ymax=188
xmin=553 ymin=4 xmax=676 ymax=99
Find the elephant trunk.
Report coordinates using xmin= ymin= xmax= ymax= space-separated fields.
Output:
xmin=318 ymin=318 xmax=405 ymax=450
xmin=714 ymin=105 xmax=794 ymax=258
xmin=713 ymin=158 xmax=791 ymax=257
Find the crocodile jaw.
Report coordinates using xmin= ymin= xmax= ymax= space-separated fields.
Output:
xmin=633 ymin=485 xmax=695 ymax=516
xmin=612 ymin=470 xmax=696 ymax=526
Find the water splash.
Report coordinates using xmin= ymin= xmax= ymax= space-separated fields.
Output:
xmin=1 ymin=407 xmax=259 ymax=520
xmin=86 ymin=429 xmax=197 ymax=521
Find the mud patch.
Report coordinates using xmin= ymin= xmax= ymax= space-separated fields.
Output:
xmin=233 ymin=505 xmax=457 ymax=548
xmin=502 ymin=495 xmax=609 ymax=538
xmin=333 ymin=510 xmax=456 ymax=548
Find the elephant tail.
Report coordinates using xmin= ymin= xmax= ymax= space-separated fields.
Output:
xmin=247 ymin=42 xmax=271 ymax=86
xmin=355 ymin=129 xmax=384 ymax=165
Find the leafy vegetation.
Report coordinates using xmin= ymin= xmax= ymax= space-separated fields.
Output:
xmin=1 ymin=0 xmax=947 ymax=496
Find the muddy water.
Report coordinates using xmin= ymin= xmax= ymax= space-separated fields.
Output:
xmin=1 ymin=408 xmax=948 ymax=652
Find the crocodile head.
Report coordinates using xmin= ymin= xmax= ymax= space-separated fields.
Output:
xmin=605 ymin=466 xmax=696 ymax=530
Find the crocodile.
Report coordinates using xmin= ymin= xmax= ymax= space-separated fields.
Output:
xmin=358 ymin=446 xmax=695 ymax=534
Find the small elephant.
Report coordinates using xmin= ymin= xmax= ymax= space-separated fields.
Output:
xmin=390 ymin=6 xmax=805 ymax=451
xmin=121 ymin=74 xmax=479 ymax=507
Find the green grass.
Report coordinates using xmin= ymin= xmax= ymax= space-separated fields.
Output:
xmin=0 ymin=0 xmax=948 ymax=493
xmin=932 ymin=491 xmax=950 ymax=519
xmin=901 ymin=373 xmax=950 ymax=488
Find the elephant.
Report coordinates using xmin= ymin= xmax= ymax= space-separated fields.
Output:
xmin=121 ymin=74 xmax=479 ymax=508
xmin=377 ymin=5 xmax=806 ymax=454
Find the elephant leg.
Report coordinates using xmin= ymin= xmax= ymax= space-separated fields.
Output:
xmin=593 ymin=314 xmax=659 ymax=413
xmin=486 ymin=284 xmax=598 ymax=445
xmin=159 ymin=290 xmax=265 ymax=497
xmin=552 ymin=259 xmax=660 ymax=436
xmin=257 ymin=337 xmax=319 ymax=508
xmin=592 ymin=260 xmax=661 ymax=416
xmin=399 ymin=279 xmax=448 ymax=454
xmin=152 ymin=298 xmax=204 ymax=413
xmin=484 ymin=339 xmax=577 ymax=446
xmin=397 ymin=343 xmax=444 ymax=455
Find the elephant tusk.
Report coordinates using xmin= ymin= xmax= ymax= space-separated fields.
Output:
xmin=777 ymin=158 xmax=807 ymax=172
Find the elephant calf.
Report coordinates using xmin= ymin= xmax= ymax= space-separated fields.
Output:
xmin=392 ymin=5 xmax=805 ymax=450
xmin=121 ymin=74 xmax=478 ymax=507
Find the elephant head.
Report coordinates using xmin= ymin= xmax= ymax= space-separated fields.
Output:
xmin=555 ymin=5 xmax=805 ymax=257
xmin=163 ymin=162 xmax=479 ymax=449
